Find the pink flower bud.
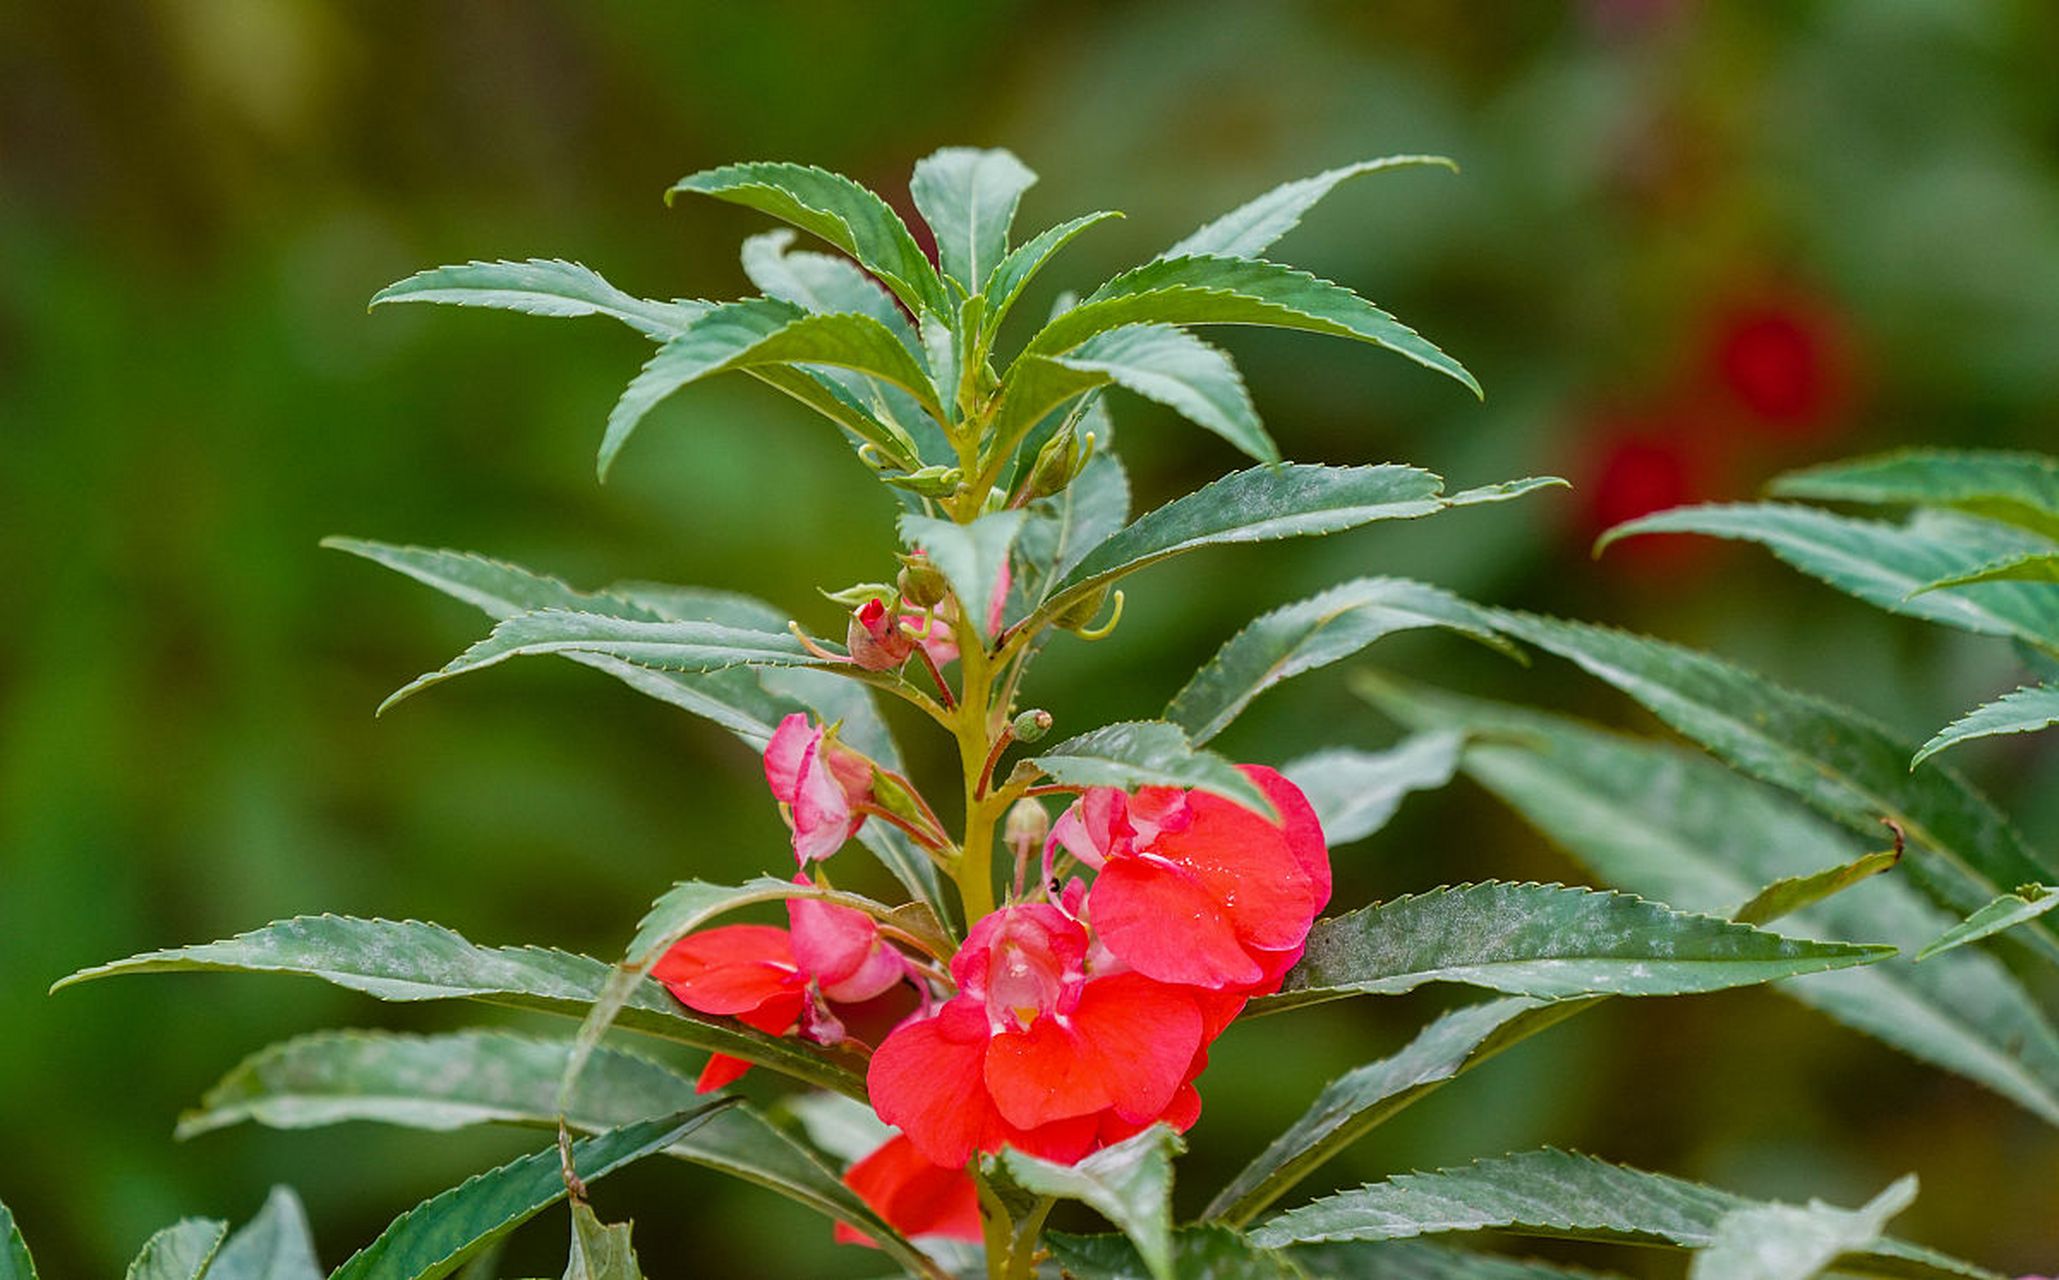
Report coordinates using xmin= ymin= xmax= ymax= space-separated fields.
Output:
xmin=764 ymin=714 xmax=874 ymax=864
xmin=846 ymin=597 xmax=914 ymax=671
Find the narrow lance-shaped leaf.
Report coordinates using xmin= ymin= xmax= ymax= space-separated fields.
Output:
xmin=981 ymin=210 xmax=1124 ymax=335
xmin=1915 ymin=887 xmax=2059 ymax=962
xmin=1598 ymin=504 xmax=2059 ymax=657
xmin=1163 ymin=155 xmax=1458 ymax=260
xmin=370 ymin=259 xmax=706 ymax=342
xmin=1258 ymin=882 xmax=1892 ymax=1014
xmin=1025 ymin=255 xmax=1480 ymax=398
xmin=899 ymin=510 xmax=1026 ymax=639
xmin=56 ymin=915 xmax=867 ymax=1099
xmin=1249 ymin=1150 xmax=1989 ymax=1280
xmin=1047 ymin=325 xmax=1276 ymax=463
xmin=1691 ymin=1178 xmax=1918 ymax=1280
xmin=0 ymin=1203 xmax=34 ymax=1280
xmin=1912 ymin=684 xmax=2059 ymax=768
xmin=1047 ymin=1224 xmax=1301 ymax=1280
xmin=1487 ymin=610 xmax=2059 ymax=963
xmin=1360 ymin=673 xmax=2059 ymax=1128
xmin=1280 ymin=732 xmax=1467 ymax=848
xmin=1167 ymin=577 xmax=1515 ymax=744
xmin=1911 ymin=550 xmax=2059 ymax=592
xmin=1046 ymin=464 xmax=1564 ymax=619
xmin=910 ymin=146 xmax=1037 ymax=293
xmin=1032 ymin=721 xmax=1274 ymax=815
xmin=995 ymin=1126 xmax=1184 ymax=1280
xmin=1733 ymin=849 xmax=1903 ymax=926
xmin=668 ymin=162 xmax=947 ymax=313
xmin=330 ymin=1106 xmax=732 ymax=1280
xmin=1769 ymin=448 xmax=2059 ymax=540
xmin=209 ymin=1187 xmax=322 ymax=1280
xmin=739 ymin=230 xmax=916 ymax=340
xmin=125 ymin=1220 xmax=226 ymax=1280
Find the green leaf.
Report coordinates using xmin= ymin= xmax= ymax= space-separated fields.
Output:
xmin=1259 ymin=882 xmax=1892 ymax=1014
xmin=668 ymin=162 xmax=946 ymax=314
xmin=379 ymin=610 xmax=841 ymax=714
xmin=1015 ymin=452 xmax=1131 ymax=615
xmin=1769 ymin=448 xmax=2059 ymax=540
xmin=125 ymin=1220 xmax=226 ymax=1280
xmin=1733 ymin=849 xmax=1902 ymax=926
xmin=1207 ymin=996 xmax=1588 ymax=1226
xmin=739 ymin=230 xmax=916 ymax=341
xmin=1910 ymin=550 xmax=2059 ymax=592
xmin=782 ymin=1093 xmax=896 ymax=1165
xmin=56 ymin=916 xmax=866 ymax=1099
xmin=210 ymin=1188 xmax=321 ymax=1280
xmin=1286 ymin=1239 xmax=1635 ymax=1280
xmin=1163 ymin=155 xmax=1458 ymax=260
xmin=1915 ymin=887 xmax=2059 ymax=962
xmin=1047 ymin=465 xmax=1562 ymax=617
xmin=1488 ymin=611 xmax=2059 ymax=962
xmin=909 ymin=147 xmax=1037 ymax=293
xmin=996 ymin=1126 xmax=1183 ymax=1280
xmin=562 ymin=1204 xmax=642 ymax=1280
xmin=1913 ymin=684 xmax=2059 ymax=767
xmin=1597 ymin=504 xmax=2059 ymax=656
xmin=1248 ymin=1150 xmax=1992 ymax=1280
xmin=1031 ymin=720 xmax=1274 ymax=814
xmin=331 ymin=1107 xmax=730 ymax=1280
xmin=1358 ymin=675 xmax=2059 ymax=1126
xmin=1168 ymin=578 xmax=1514 ymax=744
xmin=370 ymin=259 xmax=704 ymax=342
xmin=982 ymin=211 xmax=1124 ymax=335
xmin=1025 ymin=255 xmax=1480 ymax=399
xmin=1690 ymin=1177 xmax=1917 ymax=1280
xmin=1279 ymin=732 xmax=1466 ymax=847
xmin=602 ymin=301 xmax=936 ymax=478
xmin=1046 ymin=1224 xmax=1299 ymax=1280
xmin=1051 ymin=325 xmax=1275 ymax=463
xmin=0 ymin=1202 xmax=35 ymax=1280
xmin=985 ymin=354 xmax=1107 ymax=465
xmin=898 ymin=510 xmax=1027 ymax=638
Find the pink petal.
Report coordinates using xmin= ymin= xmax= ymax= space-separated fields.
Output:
xmin=764 ymin=714 xmax=820 ymax=805
xmin=792 ymin=737 xmax=858 ymax=863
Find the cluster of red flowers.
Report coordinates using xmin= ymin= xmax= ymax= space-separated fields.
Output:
xmin=653 ymin=713 xmax=1330 ymax=1247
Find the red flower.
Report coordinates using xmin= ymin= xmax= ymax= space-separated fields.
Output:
xmin=867 ymin=903 xmax=1205 ymax=1168
xmin=1708 ymin=296 xmax=1854 ymax=434
xmin=1066 ymin=767 xmax=1330 ymax=995
xmin=765 ymin=714 xmax=874 ymax=864
xmin=835 ymin=1134 xmax=983 ymax=1247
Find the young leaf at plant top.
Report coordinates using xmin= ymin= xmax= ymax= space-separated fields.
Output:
xmin=0 ymin=1203 xmax=33 ymax=1280
xmin=1248 ymin=1150 xmax=1991 ymax=1280
xmin=1359 ymin=674 xmax=2059 ymax=1127
xmin=209 ymin=1187 xmax=322 ymax=1280
xmin=1046 ymin=1224 xmax=1301 ymax=1280
xmin=1690 ymin=1177 xmax=1918 ymax=1280
xmin=1912 ymin=684 xmax=2059 ymax=767
xmin=994 ymin=1126 xmax=1183 ymax=1280
xmin=1768 ymin=448 xmax=2059 ymax=541
xmin=910 ymin=146 xmax=1038 ymax=295
xmin=1162 ymin=155 xmax=1458 ymax=261
xmin=1280 ymin=731 xmax=1467 ymax=848
xmin=125 ymin=1219 xmax=226 ymax=1280
xmin=330 ymin=1107 xmax=732 ymax=1280
xmin=981 ymin=210 xmax=1126 ymax=336
xmin=1915 ymin=887 xmax=2059 ymax=962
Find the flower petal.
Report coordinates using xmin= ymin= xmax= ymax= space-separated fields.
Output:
xmin=837 ymin=1134 xmax=983 ymax=1247
xmin=869 ymin=1012 xmax=992 ymax=1168
xmin=1090 ymin=856 xmax=1264 ymax=989
xmin=1071 ymin=972 xmax=1203 ymax=1123
xmin=983 ymin=1016 xmax=1111 ymax=1131
xmin=764 ymin=713 xmax=819 ymax=805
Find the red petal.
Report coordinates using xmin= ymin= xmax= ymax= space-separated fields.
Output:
xmin=1150 ymin=785 xmax=1321 ymax=952
xmin=1090 ymin=856 xmax=1263 ymax=988
xmin=1070 ymin=973 xmax=1203 ymax=1123
xmin=696 ymin=1053 xmax=752 ymax=1093
xmin=868 ymin=1013 xmax=992 ymax=1168
xmin=983 ymin=1016 xmax=1111 ymax=1131
xmin=653 ymin=925 xmax=805 ymax=1017
xmin=837 ymin=1134 xmax=983 ymax=1247
xmin=985 ymin=1112 xmax=1102 ymax=1164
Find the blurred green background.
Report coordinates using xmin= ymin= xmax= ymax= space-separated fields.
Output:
xmin=5 ymin=1 xmax=2057 ymax=1273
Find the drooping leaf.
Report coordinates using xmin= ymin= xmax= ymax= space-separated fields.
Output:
xmin=1733 ymin=849 xmax=1902 ymax=926
xmin=1031 ymin=721 xmax=1274 ymax=814
xmin=1025 ymin=256 xmax=1480 ymax=398
xmin=0 ymin=1202 xmax=34 ymax=1280
xmin=1358 ymin=675 xmax=2059 ymax=1126
xmin=1487 ymin=611 xmax=2059 ymax=962
xmin=1910 ymin=550 xmax=2059 ymax=592
xmin=898 ymin=510 xmax=1027 ymax=638
xmin=602 ymin=301 xmax=936 ymax=478
xmin=1046 ymin=1224 xmax=1299 ymax=1280
xmin=370 ymin=259 xmax=705 ymax=342
xmin=562 ymin=1204 xmax=642 ymax=1280
xmin=1258 ymin=882 xmax=1892 ymax=1014
xmin=1915 ymin=887 xmax=2059 ymax=962
xmin=1286 ymin=1239 xmax=1636 ymax=1280
xmin=1168 ymin=578 xmax=1514 ymax=744
xmin=996 ymin=1126 xmax=1183 ymax=1280
xmin=1208 ymin=996 xmax=1589 ymax=1225
xmin=1049 ymin=325 xmax=1275 ymax=463
xmin=1912 ymin=684 xmax=2059 ymax=767
xmin=1163 ymin=156 xmax=1458 ymax=261
xmin=1690 ymin=1177 xmax=1918 ymax=1280
xmin=125 ymin=1220 xmax=226 ymax=1280
xmin=909 ymin=147 xmax=1038 ymax=293
xmin=56 ymin=916 xmax=866 ymax=1098
xmin=1769 ymin=448 xmax=2059 ymax=540
xmin=1249 ymin=1150 xmax=1992 ymax=1280
xmin=1045 ymin=465 xmax=1562 ymax=618
xmin=330 ymin=1107 xmax=730 ymax=1280
xmin=1597 ymin=504 xmax=2059 ymax=656
xmin=982 ymin=211 xmax=1124 ymax=334
xmin=1280 ymin=733 xmax=1467 ymax=848
xmin=210 ymin=1187 xmax=322 ymax=1280
xmin=667 ymin=162 xmax=947 ymax=313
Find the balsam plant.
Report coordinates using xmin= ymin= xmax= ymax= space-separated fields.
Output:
xmin=24 ymin=150 xmax=2027 ymax=1279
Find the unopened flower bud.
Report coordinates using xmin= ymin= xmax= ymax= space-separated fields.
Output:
xmin=1052 ymin=585 xmax=1109 ymax=631
xmin=1023 ymin=426 xmax=1086 ymax=501
xmin=846 ymin=597 xmax=914 ymax=670
xmin=1010 ymin=708 xmax=1053 ymax=744
xmin=896 ymin=554 xmax=949 ymax=609
xmin=1005 ymin=798 xmax=1050 ymax=864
